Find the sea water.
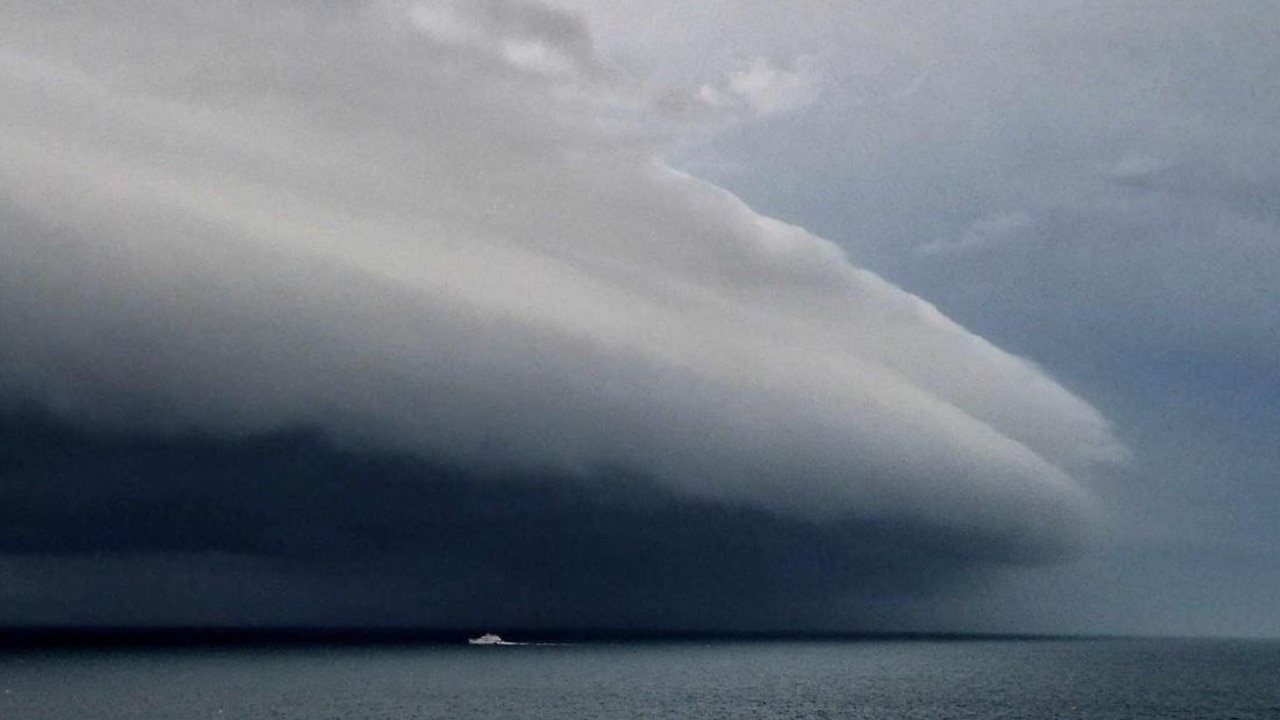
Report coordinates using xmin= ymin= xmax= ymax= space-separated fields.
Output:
xmin=3 ymin=638 xmax=1278 ymax=719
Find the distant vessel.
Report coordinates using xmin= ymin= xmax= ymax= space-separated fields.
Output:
xmin=468 ymin=633 xmax=514 ymax=645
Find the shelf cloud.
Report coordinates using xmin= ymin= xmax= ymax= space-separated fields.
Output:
xmin=1 ymin=0 xmax=1124 ymax=606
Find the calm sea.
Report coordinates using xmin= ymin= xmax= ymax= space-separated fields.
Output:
xmin=2 ymin=638 xmax=1278 ymax=719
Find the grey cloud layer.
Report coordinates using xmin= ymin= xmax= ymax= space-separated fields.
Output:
xmin=0 ymin=418 xmax=1013 ymax=629
xmin=0 ymin=1 xmax=1122 ymax=553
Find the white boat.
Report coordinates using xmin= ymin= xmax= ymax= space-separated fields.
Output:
xmin=468 ymin=633 xmax=515 ymax=645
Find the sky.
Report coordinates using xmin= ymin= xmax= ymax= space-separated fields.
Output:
xmin=1 ymin=1 xmax=1276 ymax=637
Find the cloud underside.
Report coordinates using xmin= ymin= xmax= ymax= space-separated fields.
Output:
xmin=0 ymin=419 xmax=1020 ymax=630
xmin=0 ymin=0 xmax=1123 ymax=603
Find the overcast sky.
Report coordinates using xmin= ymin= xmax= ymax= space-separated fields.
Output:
xmin=1 ymin=1 xmax=1276 ymax=637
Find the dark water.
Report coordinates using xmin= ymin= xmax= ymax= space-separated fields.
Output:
xmin=3 ymin=639 xmax=1278 ymax=719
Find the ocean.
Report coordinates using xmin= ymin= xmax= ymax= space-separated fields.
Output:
xmin=2 ymin=638 xmax=1278 ymax=718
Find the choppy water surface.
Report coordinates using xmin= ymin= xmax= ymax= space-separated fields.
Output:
xmin=3 ymin=638 xmax=1278 ymax=719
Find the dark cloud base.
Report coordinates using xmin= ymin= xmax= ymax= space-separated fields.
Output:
xmin=1 ymin=412 xmax=1034 ymax=633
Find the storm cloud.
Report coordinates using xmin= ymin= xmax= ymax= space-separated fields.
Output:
xmin=1 ymin=1 xmax=1126 ymax=628
xmin=0 ymin=415 xmax=1029 ymax=630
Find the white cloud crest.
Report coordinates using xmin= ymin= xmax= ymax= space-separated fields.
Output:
xmin=0 ymin=0 xmax=1124 ymax=555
